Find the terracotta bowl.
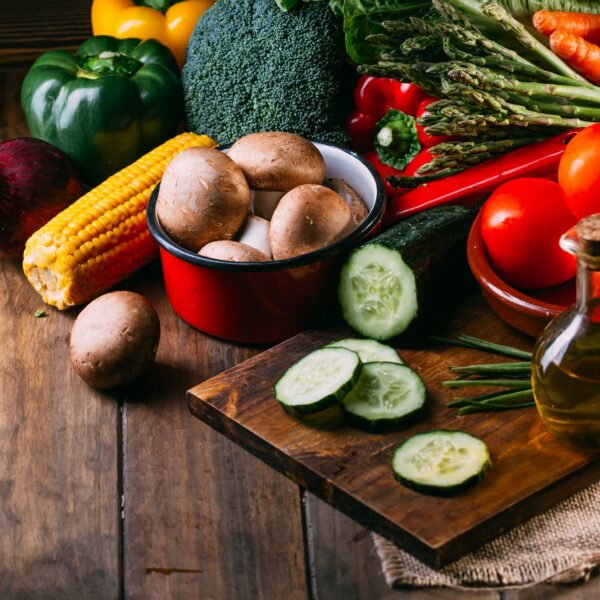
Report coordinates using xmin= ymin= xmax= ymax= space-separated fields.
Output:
xmin=467 ymin=212 xmax=574 ymax=337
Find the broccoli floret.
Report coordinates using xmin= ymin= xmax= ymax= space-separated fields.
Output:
xmin=182 ymin=0 xmax=352 ymax=146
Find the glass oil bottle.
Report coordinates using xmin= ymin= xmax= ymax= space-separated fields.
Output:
xmin=532 ymin=214 xmax=600 ymax=447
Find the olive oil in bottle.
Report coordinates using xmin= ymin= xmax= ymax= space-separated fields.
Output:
xmin=532 ymin=214 xmax=600 ymax=448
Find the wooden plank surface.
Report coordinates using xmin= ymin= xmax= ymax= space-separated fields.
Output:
xmin=304 ymin=492 xmax=501 ymax=600
xmin=188 ymin=294 xmax=600 ymax=567
xmin=0 ymin=66 xmax=119 ymax=599
xmin=0 ymin=0 xmax=92 ymax=67
xmin=3 ymin=7 xmax=600 ymax=597
xmin=120 ymin=267 xmax=309 ymax=600
xmin=0 ymin=255 xmax=120 ymax=599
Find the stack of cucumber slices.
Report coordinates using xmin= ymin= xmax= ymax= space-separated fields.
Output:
xmin=274 ymin=338 xmax=492 ymax=495
xmin=274 ymin=338 xmax=426 ymax=430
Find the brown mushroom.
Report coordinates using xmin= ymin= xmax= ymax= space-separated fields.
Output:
xmin=227 ymin=132 xmax=326 ymax=219
xmin=269 ymin=184 xmax=353 ymax=260
xmin=324 ymin=178 xmax=368 ymax=228
xmin=69 ymin=291 xmax=160 ymax=390
xmin=198 ymin=240 xmax=270 ymax=262
xmin=156 ymin=147 xmax=250 ymax=252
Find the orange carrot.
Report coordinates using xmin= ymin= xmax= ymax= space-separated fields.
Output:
xmin=549 ymin=30 xmax=600 ymax=85
xmin=534 ymin=10 xmax=600 ymax=45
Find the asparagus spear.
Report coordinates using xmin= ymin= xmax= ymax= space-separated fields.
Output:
xmin=447 ymin=64 xmax=600 ymax=105
xmin=481 ymin=2 xmax=593 ymax=85
xmin=358 ymin=0 xmax=600 ymax=185
xmin=415 ymin=137 xmax=544 ymax=174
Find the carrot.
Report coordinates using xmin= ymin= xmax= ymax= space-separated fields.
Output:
xmin=549 ymin=30 xmax=600 ymax=86
xmin=534 ymin=10 xmax=600 ymax=45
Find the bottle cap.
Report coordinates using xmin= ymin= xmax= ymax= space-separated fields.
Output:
xmin=577 ymin=214 xmax=600 ymax=257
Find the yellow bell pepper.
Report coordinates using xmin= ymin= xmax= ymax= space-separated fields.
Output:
xmin=91 ymin=0 xmax=214 ymax=68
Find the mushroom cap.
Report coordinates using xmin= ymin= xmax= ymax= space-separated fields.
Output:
xmin=198 ymin=240 xmax=270 ymax=262
xmin=69 ymin=291 xmax=160 ymax=390
xmin=228 ymin=132 xmax=326 ymax=191
xmin=324 ymin=178 xmax=368 ymax=227
xmin=269 ymin=184 xmax=353 ymax=260
xmin=156 ymin=147 xmax=250 ymax=252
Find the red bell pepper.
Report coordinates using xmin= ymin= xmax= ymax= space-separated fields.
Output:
xmin=345 ymin=112 xmax=378 ymax=154
xmin=365 ymin=147 xmax=436 ymax=198
xmin=365 ymin=150 xmax=405 ymax=197
xmin=354 ymin=76 xmax=427 ymax=120
xmin=415 ymin=97 xmax=456 ymax=148
xmin=382 ymin=130 xmax=575 ymax=226
xmin=346 ymin=76 xmax=428 ymax=152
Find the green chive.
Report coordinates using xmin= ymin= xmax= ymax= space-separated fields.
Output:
xmin=443 ymin=378 xmax=532 ymax=389
xmin=430 ymin=334 xmax=532 ymax=360
xmin=457 ymin=335 xmax=532 ymax=360
xmin=34 ymin=310 xmax=46 ymax=318
xmin=449 ymin=361 xmax=531 ymax=376
xmin=458 ymin=401 xmax=535 ymax=415
xmin=449 ymin=389 xmax=534 ymax=408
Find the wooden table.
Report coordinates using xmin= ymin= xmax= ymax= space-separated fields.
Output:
xmin=2 ymin=3 xmax=600 ymax=598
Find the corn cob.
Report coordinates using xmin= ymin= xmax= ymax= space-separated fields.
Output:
xmin=23 ymin=132 xmax=217 ymax=309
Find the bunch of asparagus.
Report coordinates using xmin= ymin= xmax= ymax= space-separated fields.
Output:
xmin=362 ymin=0 xmax=600 ymax=186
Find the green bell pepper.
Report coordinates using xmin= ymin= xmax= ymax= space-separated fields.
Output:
xmin=21 ymin=36 xmax=182 ymax=185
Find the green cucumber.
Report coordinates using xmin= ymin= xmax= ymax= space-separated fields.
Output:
xmin=339 ymin=206 xmax=475 ymax=340
xmin=326 ymin=338 xmax=403 ymax=364
xmin=341 ymin=362 xmax=425 ymax=430
xmin=392 ymin=430 xmax=491 ymax=496
xmin=274 ymin=347 xmax=362 ymax=416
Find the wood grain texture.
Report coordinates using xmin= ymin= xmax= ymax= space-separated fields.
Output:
xmin=503 ymin=583 xmax=600 ymax=600
xmin=305 ymin=492 xmax=501 ymax=600
xmin=0 ymin=69 xmax=28 ymax=140
xmin=0 ymin=0 xmax=92 ymax=67
xmin=3 ymin=7 xmax=600 ymax=596
xmin=120 ymin=266 xmax=308 ymax=600
xmin=0 ymin=260 xmax=119 ymax=599
xmin=0 ymin=59 xmax=119 ymax=599
xmin=188 ymin=294 xmax=600 ymax=568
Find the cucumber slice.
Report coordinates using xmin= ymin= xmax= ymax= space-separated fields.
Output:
xmin=341 ymin=362 xmax=425 ymax=430
xmin=339 ymin=244 xmax=418 ymax=340
xmin=392 ymin=431 xmax=491 ymax=496
xmin=274 ymin=347 xmax=362 ymax=416
xmin=326 ymin=338 xmax=403 ymax=364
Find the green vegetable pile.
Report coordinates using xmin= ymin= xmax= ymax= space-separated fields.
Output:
xmin=334 ymin=0 xmax=600 ymax=187
xmin=182 ymin=0 xmax=353 ymax=146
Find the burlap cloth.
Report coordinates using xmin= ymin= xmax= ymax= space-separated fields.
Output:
xmin=373 ymin=480 xmax=600 ymax=590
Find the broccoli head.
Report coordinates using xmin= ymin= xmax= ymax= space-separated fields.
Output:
xmin=182 ymin=0 xmax=352 ymax=146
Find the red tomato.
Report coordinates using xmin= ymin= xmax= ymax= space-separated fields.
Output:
xmin=415 ymin=98 xmax=455 ymax=148
xmin=558 ymin=124 xmax=600 ymax=219
xmin=480 ymin=178 xmax=577 ymax=289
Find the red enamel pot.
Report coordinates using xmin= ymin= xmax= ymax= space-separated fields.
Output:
xmin=147 ymin=142 xmax=386 ymax=343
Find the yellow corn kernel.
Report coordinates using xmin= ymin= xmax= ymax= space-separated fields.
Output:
xmin=23 ymin=132 xmax=217 ymax=309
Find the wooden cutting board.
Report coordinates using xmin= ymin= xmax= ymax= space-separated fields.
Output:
xmin=187 ymin=294 xmax=600 ymax=567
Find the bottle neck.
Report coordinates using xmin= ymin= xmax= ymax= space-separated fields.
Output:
xmin=577 ymin=258 xmax=600 ymax=323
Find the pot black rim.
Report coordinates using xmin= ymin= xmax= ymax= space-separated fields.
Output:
xmin=147 ymin=140 xmax=386 ymax=273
